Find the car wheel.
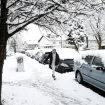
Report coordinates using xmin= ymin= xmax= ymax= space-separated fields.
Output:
xmin=76 ymin=71 xmax=83 ymax=83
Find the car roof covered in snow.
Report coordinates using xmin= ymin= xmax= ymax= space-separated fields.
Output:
xmin=80 ymin=50 xmax=105 ymax=65
xmin=56 ymin=48 xmax=79 ymax=59
xmin=80 ymin=50 xmax=105 ymax=57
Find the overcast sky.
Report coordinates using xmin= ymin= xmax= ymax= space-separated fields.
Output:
xmin=22 ymin=24 xmax=43 ymax=42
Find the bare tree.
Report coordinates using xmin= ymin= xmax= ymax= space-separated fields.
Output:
xmin=89 ymin=12 xmax=105 ymax=49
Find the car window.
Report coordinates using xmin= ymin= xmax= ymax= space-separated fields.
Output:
xmin=84 ymin=55 xmax=93 ymax=64
xmin=92 ymin=56 xmax=104 ymax=67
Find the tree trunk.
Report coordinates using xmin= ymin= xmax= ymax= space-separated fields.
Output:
xmin=0 ymin=27 xmax=7 ymax=105
xmin=0 ymin=1 xmax=8 ymax=104
xmin=0 ymin=33 xmax=7 ymax=105
xmin=96 ymin=37 xmax=102 ymax=49
xmin=98 ymin=34 xmax=102 ymax=49
xmin=98 ymin=42 xmax=102 ymax=49
xmin=86 ymin=36 xmax=88 ymax=48
xmin=0 ymin=28 xmax=7 ymax=105
xmin=73 ymin=40 xmax=79 ymax=51
xmin=14 ymin=46 xmax=17 ymax=53
xmin=0 ymin=44 xmax=6 ymax=105
xmin=95 ymin=33 xmax=102 ymax=49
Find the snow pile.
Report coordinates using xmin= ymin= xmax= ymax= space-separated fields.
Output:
xmin=3 ymin=53 xmax=32 ymax=82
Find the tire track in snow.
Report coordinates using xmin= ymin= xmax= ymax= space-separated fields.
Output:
xmin=31 ymin=78 xmax=85 ymax=105
xmin=3 ymin=81 xmax=83 ymax=105
xmin=25 ymin=57 xmax=88 ymax=105
xmin=25 ymin=58 xmax=87 ymax=105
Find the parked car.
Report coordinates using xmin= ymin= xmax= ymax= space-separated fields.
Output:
xmin=56 ymin=48 xmax=76 ymax=73
xmin=39 ymin=52 xmax=50 ymax=64
xmin=35 ymin=50 xmax=44 ymax=62
xmin=42 ymin=49 xmax=75 ymax=73
xmin=56 ymin=59 xmax=74 ymax=73
xmin=74 ymin=50 xmax=105 ymax=92
xmin=25 ymin=50 xmax=33 ymax=58
xmin=20 ymin=50 xmax=26 ymax=54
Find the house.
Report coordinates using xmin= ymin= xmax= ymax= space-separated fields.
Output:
xmin=25 ymin=40 xmax=38 ymax=50
xmin=38 ymin=35 xmax=71 ymax=48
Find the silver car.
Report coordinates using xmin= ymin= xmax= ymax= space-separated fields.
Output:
xmin=74 ymin=50 xmax=105 ymax=92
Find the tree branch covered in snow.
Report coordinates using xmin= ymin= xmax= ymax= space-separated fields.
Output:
xmin=1 ymin=0 xmax=105 ymax=39
xmin=2 ymin=0 xmax=104 ymax=38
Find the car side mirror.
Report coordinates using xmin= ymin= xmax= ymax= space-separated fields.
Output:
xmin=96 ymin=66 xmax=105 ymax=71
xmin=101 ymin=67 xmax=105 ymax=72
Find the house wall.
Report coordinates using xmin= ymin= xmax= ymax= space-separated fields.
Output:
xmin=39 ymin=39 xmax=71 ymax=48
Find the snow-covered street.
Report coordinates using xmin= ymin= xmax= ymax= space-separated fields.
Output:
xmin=2 ymin=54 xmax=105 ymax=105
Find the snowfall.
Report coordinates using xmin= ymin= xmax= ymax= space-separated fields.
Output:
xmin=2 ymin=49 xmax=105 ymax=105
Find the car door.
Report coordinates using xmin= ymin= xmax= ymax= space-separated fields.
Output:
xmin=89 ymin=56 xmax=105 ymax=91
xmin=80 ymin=55 xmax=94 ymax=81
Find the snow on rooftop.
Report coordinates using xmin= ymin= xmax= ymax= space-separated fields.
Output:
xmin=26 ymin=40 xmax=38 ymax=44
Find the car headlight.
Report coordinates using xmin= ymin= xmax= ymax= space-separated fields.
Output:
xmin=60 ymin=63 xmax=69 ymax=67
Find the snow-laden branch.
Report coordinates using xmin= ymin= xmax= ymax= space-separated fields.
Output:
xmin=8 ymin=5 xmax=59 ymax=38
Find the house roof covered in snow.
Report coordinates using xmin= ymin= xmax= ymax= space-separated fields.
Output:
xmin=26 ymin=40 xmax=38 ymax=44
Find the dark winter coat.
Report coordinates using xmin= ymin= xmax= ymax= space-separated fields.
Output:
xmin=44 ymin=52 xmax=60 ymax=69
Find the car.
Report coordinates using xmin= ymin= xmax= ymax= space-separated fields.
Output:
xmin=39 ymin=52 xmax=50 ymax=64
xmin=74 ymin=50 xmax=105 ymax=92
xmin=20 ymin=50 xmax=25 ymax=54
xmin=25 ymin=50 xmax=34 ymax=58
xmin=55 ymin=48 xmax=76 ymax=73
xmin=35 ymin=50 xmax=44 ymax=62
xmin=42 ymin=50 xmax=74 ymax=73
xmin=56 ymin=59 xmax=74 ymax=73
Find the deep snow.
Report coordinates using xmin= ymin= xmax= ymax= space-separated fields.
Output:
xmin=2 ymin=53 xmax=105 ymax=105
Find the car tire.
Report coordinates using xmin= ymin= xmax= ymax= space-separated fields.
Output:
xmin=76 ymin=71 xmax=83 ymax=84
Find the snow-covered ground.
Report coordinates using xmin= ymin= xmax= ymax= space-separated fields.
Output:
xmin=2 ymin=53 xmax=105 ymax=105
